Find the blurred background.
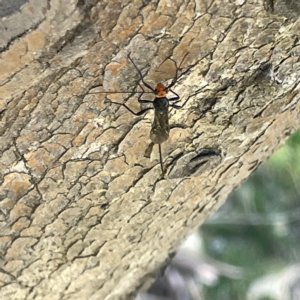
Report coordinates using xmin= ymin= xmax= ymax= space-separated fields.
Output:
xmin=137 ymin=127 xmax=300 ymax=300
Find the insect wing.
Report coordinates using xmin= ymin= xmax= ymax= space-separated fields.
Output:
xmin=150 ymin=109 xmax=170 ymax=144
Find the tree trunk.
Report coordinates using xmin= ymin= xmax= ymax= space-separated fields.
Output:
xmin=0 ymin=0 xmax=300 ymax=299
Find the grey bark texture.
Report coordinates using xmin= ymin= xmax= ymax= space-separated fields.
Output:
xmin=0 ymin=0 xmax=300 ymax=299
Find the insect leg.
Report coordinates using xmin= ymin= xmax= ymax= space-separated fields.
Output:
xmin=109 ymin=101 xmax=153 ymax=116
xmin=107 ymin=83 xmax=153 ymax=115
xmin=168 ymin=88 xmax=180 ymax=102
xmin=137 ymin=83 xmax=153 ymax=104
xmin=127 ymin=53 xmax=155 ymax=92
xmin=169 ymin=93 xmax=195 ymax=109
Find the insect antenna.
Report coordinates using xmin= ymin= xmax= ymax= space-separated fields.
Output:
xmin=89 ymin=90 xmax=153 ymax=94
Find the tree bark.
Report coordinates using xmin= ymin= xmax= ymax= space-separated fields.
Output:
xmin=0 ymin=0 xmax=300 ymax=299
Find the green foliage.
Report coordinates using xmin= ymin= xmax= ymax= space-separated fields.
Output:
xmin=202 ymin=127 xmax=300 ymax=300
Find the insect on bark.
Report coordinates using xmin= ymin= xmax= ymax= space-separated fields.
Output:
xmin=101 ymin=53 xmax=194 ymax=176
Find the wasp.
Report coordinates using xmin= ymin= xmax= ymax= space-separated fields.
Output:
xmin=101 ymin=53 xmax=194 ymax=176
